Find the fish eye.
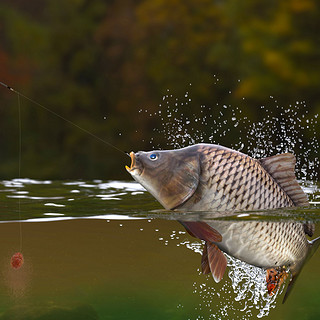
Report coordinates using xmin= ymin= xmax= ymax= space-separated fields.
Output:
xmin=149 ymin=153 xmax=158 ymax=161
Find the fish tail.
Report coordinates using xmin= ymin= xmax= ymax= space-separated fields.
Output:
xmin=282 ymin=270 xmax=301 ymax=304
xmin=282 ymin=236 xmax=320 ymax=303
xmin=308 ymin=235 xmax=320 ymax=258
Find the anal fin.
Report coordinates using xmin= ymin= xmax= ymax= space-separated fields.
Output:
xmin=201 ymin=243 xmax=210 ymax=275
xmin=206 ymin=242 xmax=227 ymax=283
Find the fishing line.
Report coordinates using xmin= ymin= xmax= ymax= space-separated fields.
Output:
xmin=0 ymin=81 xmax=130 ymax=270
xmin=0 ymin=81 xmax=129 ymax=157
xmin=17 ymin=93 xmax=23 ymax=252
xmin=9 ymin=92 xmax=24 ymax=270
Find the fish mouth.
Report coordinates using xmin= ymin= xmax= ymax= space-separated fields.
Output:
xmin=125 ymin=152 xmax=141 ymax=175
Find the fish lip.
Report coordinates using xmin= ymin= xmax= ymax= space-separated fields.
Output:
xmin=125 ymin=152 xmax=142 ymax=175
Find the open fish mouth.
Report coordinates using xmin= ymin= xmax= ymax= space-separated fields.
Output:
xmin=125 ymin=152 xmax=141 ymax=174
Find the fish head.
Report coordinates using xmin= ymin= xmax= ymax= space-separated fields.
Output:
xmin=125 ymin=146 xmax=201 ymax=210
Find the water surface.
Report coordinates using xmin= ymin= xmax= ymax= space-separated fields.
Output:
xmin=0 ymin=179 xmax=319 ymax=319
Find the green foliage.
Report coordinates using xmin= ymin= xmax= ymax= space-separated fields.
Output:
xmin=0 ymin=0 xmax=319 ymax=179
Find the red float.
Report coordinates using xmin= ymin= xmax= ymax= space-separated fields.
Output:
xmin=11 ymin=252 xmax=24 ymax=269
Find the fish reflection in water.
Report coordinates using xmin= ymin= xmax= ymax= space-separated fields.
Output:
xmin=180 ymin=216 xmax=320 ymax=303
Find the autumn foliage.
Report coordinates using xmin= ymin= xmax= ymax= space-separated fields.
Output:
xmin=0 ymin=0 xmax=319 ymax=179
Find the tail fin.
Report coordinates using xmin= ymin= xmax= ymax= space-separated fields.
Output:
xmin=282 ymin=235 xmax=320 ymax=303
xmin=282 ymin=270 xmax=301 ymax=304
xmin=308 ymin=235 xmax=320 ymax=258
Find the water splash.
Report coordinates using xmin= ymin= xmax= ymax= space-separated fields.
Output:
xmin=178 ymin=237 xmax=285 ymax=319
xmin=226 ymin=255 xmax=285 ymax=318
xmin=147 ymin=86 xmax=319 ymax=317
xmin=143 ymin=86 xmax=319 ymax=199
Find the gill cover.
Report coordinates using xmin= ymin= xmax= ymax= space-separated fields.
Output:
xmin=158 ymin=157 xmax=200 ymax=210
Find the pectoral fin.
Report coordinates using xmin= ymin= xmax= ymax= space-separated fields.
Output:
xmin=179 ymin=221 xmax=222 ymax=242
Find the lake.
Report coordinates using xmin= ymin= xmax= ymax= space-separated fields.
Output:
xmin=0 ymin=178 xmax=319 ymax=320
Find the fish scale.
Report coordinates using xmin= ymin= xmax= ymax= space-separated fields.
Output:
xmin=209 ymin=220 xmax=309 ymax=268
xmin=181 ymin=145 xmax=294 ymax=211
xmin=126 ymin=143 xmax=308 ymax=210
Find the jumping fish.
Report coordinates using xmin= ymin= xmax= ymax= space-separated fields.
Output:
xmin=125 ymin=143 xmax=315 ymax=302
xmin=125 ymin=143 xmax=309 ymax=211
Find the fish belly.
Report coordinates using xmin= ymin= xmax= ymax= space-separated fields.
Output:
xmin=208 ymin=221 xmax=308 ymax=269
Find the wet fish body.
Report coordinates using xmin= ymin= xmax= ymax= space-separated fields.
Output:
xmin=180 ymin=218 xmax=320 ymax=303
xmin=126 ymin=143 xmax=309 ymax=211
xmin=126 ymin=143 xmax=314 ymax=302
xmin=204 ymin=220 xmax=309 ymax=270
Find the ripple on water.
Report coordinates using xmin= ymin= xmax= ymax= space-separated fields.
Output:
xmin=0 ymin=180 xmax=151 ymax=222
xmin=44 ymin=203 xmax=66 ymax=207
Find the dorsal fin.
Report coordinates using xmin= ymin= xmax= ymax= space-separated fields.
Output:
xmin=258 ymin=153 xmax=309 ymax=207
xmin=303 ymin=222 xmax=315 ymax=237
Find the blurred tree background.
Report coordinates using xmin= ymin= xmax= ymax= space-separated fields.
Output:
xmin=0 ymin=0 xmax=319 ymax=180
